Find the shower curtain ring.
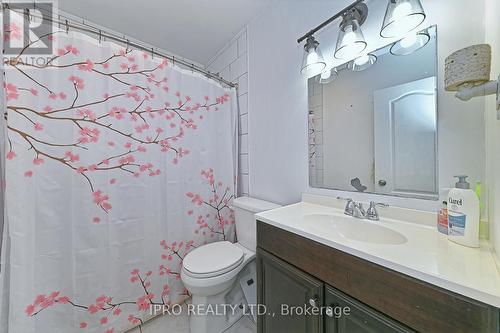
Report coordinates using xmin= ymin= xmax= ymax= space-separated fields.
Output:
xmin=126 ymin=39 xmax=130 ymax=51
xmin=65 ymin=20 xmax=69 ymax=34
xmin=151 ymin=47 xmax=154 ymax=59
xmin=98 ymin=30 xmax=102 ymax=43
xmin=191 ymin=63 xmax=194 ymax=73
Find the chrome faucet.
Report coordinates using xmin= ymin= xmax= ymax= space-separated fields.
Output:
xmin=352 ymin=202 xmax=366 ymax=219
xmin=338 ymin=197 xmax=388 ymax=221
xmin=365 ymin=201 xmax=389 ymax=221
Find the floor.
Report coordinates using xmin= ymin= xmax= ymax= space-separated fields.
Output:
xmin=127 ymin=305 xmax=256 ymax=333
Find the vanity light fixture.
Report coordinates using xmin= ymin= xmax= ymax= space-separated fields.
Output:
xmin=348 ymin=54 xmax=377 ymax=71
xmin=334 ymin=3 xmax=369 ymax=59
xmin=318 ymin=67 xmax=339 ymax=84
xmin=380 ymin=0 xmax=426 ymax=38
xmin=390 ymin=30 xmax=430 ymax=56
xmin=300 ymin=35 xmax=327 ymax=77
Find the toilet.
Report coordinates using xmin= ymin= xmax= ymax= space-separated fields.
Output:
xmin=181 ymin=196 xmax=280 ymax=333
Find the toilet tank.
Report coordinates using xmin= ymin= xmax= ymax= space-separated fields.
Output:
xmin=231 ymin=196 xmax=281 ymax=251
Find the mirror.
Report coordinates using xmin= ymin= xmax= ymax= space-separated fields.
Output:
xmin=309 ymin=25 xmax=438 ymax=200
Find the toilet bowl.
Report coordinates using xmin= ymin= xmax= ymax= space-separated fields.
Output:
xmin=181 ymin=196 xmax=280 ymax=333
xmin=181 ymin=242 xmax=255 ymax=297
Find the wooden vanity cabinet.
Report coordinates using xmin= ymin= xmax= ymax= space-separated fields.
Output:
xmin=256 ymin=221 xmax=500 ymax=333
xmin=257 ymin=249 xmax=323 ymax=333
xmin=258 ymin=248 xmax=412 ymax=333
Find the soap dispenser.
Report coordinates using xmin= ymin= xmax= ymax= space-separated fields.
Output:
xmin=447 ymin=175 xmax=480 ymax=248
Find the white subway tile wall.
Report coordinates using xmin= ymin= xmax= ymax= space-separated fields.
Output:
xmin=308 ymin=79 xmax=324 ymax=188
xmin=206 ymin=29 xmax=249 ymax=196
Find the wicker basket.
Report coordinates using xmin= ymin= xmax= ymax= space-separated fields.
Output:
xmin=445 ymin=44 xmax=491 ymax=91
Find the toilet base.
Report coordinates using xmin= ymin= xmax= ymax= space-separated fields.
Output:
xmin=187 ymin=260 xmax=257 ymax=333
xmin=188 ymin=282 xmax=245 ymax=333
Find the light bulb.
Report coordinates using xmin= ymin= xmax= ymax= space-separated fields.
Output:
xmin=392 ymin=1 xmax=413 ymax=19
xmin=342 ymin=24 xmax=356 ymax=45
xmin=307 ymin=50 xmax=319 ymax=64
xmin=354 ymin=54 xmax=370 ymax=66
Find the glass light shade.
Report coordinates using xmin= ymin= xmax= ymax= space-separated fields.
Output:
xmin=380 ymin=0 xmax=426 ymax=38
xmin=335 ymin=18 xmax=367 ymax=60
xmin=318 ymin=68 xmax=338 ymax=84
xmin=390 ymin=31 xmax=430 ymax=56
xmin=348 ymin=54 xmax=377 ymax=71
xmin=301 ymin=37 xmax=327 ymax=77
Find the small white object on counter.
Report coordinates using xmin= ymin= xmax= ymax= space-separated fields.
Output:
xmin=255 ymin=193 xmax=500 ymax=308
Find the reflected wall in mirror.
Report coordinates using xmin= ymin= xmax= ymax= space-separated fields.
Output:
xmin=309 ymin=25 xmax=438 ymax=200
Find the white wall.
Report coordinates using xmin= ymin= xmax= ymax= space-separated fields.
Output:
xmin=247 ymin=0 xmax=487 ymax=210
xmin=205 ymin=29 xmax=250 ymax=195
xmin=485 ymin=0 xmax=500 ymax=255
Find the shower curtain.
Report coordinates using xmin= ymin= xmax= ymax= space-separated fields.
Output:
xmin=0 ymin=11 xmax=237 ymax=333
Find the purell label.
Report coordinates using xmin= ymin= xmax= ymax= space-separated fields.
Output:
xmin=448 ymin=211 xmax=466 ymax=236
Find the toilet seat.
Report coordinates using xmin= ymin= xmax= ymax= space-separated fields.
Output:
xmin=183 ymin=241 xmax=245 ymax=278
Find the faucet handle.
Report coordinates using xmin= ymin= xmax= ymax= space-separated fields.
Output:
xmin=366 ymin=201 xmax=388 ymax=221
xmin=370 ymin=201 xmax=389 ymax=208
xmin=337 ymin=197 xmax=354 ymax=216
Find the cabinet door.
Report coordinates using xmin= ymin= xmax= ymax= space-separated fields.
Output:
xmin=257 ymin=249 xmax=323 ymax=333
xmin=325 ymin=285 xmax=414 ymax=333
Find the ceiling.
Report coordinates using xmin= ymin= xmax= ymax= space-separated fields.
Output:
xmin=57 ymin=0 xmax=276 ymax=65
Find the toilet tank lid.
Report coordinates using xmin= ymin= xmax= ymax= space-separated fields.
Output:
xmin=231 ymin=196 xmax=281 ymax=213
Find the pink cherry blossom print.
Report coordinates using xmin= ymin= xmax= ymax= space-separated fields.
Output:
xmin=32 ymin=158 xmax=44 ymax=165
xmin=78 ymin=59 xmax=94 ymax=72
xmin=65 ymin=44 xmax=79 ymax=55
xmin=5 ymin=82 xmax=19 ymax=100
xmin=6 ymin=151 xmax=16 ymax=160
xmin=7 ymin=26 xmax=235 ymax=330
xmin=4 ymin=22 xmax=22 ymax=41
xmin=68 ymin=75 xmax=85 ymax=89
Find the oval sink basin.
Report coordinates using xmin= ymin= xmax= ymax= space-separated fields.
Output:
xmin=303 ymin=214 xmax=407 ymax=245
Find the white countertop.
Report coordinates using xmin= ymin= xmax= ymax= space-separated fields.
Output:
xmin=256 ymin=200 xmax=500 ymax=308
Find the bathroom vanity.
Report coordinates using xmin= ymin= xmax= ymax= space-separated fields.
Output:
xmin=255 ymin=196 xmax=500 ymax=333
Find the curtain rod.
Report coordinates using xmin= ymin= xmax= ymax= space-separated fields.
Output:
xmin=2 ymin=4 xmax=237 ymax=89
xmin=296 ymin=0 xmax=365 ymax=44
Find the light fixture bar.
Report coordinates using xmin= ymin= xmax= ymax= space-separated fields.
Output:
xmin=296 ymin=0 xmax=365 ymax=44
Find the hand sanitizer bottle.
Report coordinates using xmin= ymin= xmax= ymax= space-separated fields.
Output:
xmin=447 ymin=175 xmax=480 ymax=247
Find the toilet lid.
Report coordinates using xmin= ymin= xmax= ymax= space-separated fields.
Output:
xmin=183 ymin=241 xmax=244 ymax=278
